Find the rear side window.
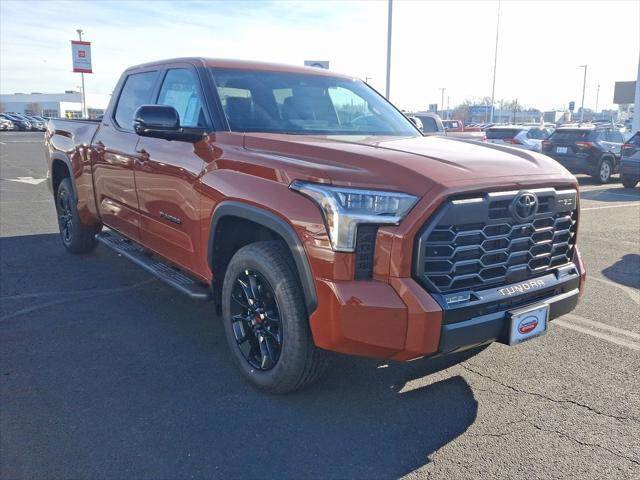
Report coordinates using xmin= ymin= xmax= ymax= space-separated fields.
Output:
xmin=526 ymin=128 xmax=550 ymax=140
xmin=487 ymin=128 xmax=521 ymax=140
xmin=627 ymin=132 xmax=640 ymax=146
xmin=416 ymin=116 xmax=439 ymax=133
xmin=157 ymin=69 xmax=206 ymax=128
xmin=114 ymin=71 xmax=158 ymax=130
xmin=608 ymin=131 xmax=624 ymax=143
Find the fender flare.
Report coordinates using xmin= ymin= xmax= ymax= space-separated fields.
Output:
xmin=208 ymin=201 xmax=317 ymax=314
xmin=50 ymin=153 xmax=78 ymax=201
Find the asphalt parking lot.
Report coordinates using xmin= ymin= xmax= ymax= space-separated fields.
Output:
xmin=1 ymin=131 xmax=639 ymax=479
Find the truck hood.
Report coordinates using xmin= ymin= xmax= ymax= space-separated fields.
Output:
xmin=242 ymin=133 xmax=576 ymax=196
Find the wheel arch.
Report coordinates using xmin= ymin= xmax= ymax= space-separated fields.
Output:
xmin=50 ymin=154 xmax=77 ymax=200
xmin=208 ymin=201 xmax=317 ymax=314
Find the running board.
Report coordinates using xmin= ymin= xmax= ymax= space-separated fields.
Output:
xmin=96 ymin=230 xmax=212 ymax=301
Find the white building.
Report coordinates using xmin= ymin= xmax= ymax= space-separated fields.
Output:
xmin=0 ymin=91 xmax=111 ymax=118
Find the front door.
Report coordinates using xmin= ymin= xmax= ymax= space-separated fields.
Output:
xmin=134 ymin=67 xmax=212 ymax=275
xmin=91 ymin=69 xmax=160 ymax=241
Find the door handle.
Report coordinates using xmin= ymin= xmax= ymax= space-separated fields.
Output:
xmin=135 ymin=148 xmax=150 ymax=164
xmin=94 ymin=141 xmax=105 ymax=154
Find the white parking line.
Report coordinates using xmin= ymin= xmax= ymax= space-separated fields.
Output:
xmin=563 ymin=313 xmax=640 ymax=340
xmin=581 ymin=203 xmax=639 ymax=211
xmin=589 ymin=277 xmax=640 ymax=306
xmin=554 ymin=319 xmax=640 ymax=351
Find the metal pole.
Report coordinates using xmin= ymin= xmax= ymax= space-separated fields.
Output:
xmin=385 ymin=0 xmax=392 ymax=100
xmin=77 ymin=29 xmax=87 ymax=118
xmin=633 ymin=54 xmax=640 ymax=133
xmin=489 ymin=0 xmax=501 ymax=123
xmin=440 ymin=87 xmax=446 ymax=117
xmin=446 ymin=95 xmax=450 ymax=119
xmin=595 ymin=84 xmax=600 ymax=114
xmin=579 ymin=64 xmax=587 ymax=122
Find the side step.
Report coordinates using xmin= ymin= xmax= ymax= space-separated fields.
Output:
xmin=96 ymin=230 xmax=212 ymax=301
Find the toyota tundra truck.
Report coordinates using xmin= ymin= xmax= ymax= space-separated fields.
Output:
xmin=45 ymin=58 xmax=586 ymax=393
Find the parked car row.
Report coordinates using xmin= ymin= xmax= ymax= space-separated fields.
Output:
xmin=408 ymin=112 xmax=487 ymax=141
xmin=407 ymin=111 xmax=635 ymax=186
xmin=0 ymin=113 xmax=48 ymax=131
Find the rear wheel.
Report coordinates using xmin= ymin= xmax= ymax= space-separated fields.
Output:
xmin=593 ymin=157 xmax=613 ymax=184
xmin=221 ymin=241 xmax=327 ymax=393
xmin=621 ymin=174 xmax=638 ymax=189
xmin=55 ymin=178 xmax=99 ymax=253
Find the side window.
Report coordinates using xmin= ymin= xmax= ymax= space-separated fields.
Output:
xmin=157 ymin=69 xmax=206 ymax=128
xmin=419 ymin=116 xmax=439 ymax=133
xmin=114 ymin=71 xmax=158 ymax=130
xmin=327 ymin=87 xmax=368 ymax=124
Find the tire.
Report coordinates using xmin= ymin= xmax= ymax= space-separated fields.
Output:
xmin=621 ymin=175 xmax=638 ymax=189
xmin=593 ymin=157 xmax=613 ymax=184
xmin=55 ymin=178 xmax=98 ymax=253
xmin=221 ymin=240 xmax=327 ymax=393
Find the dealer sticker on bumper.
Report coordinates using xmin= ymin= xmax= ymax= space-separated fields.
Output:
xmin=508 ymin=304 xmax=549 ymax=345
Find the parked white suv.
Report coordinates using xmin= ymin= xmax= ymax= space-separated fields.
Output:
xmin=486 ymin=125 xmax=553 ymax=152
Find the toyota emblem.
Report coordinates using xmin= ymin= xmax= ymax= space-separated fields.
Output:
xmin=510 ymin=191 xmax=538 ymax=223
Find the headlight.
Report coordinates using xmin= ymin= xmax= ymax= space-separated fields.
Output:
xmin=290 ymin=180 xmax=419 ymax=252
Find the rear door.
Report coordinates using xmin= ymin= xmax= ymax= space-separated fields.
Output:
xmin=134 ymin=65 xmax=213 ymax=274
xmin=91 ymin=69 xmax=161 ymax=241
xmin=604 ymin=130 xmax=624 ymax=157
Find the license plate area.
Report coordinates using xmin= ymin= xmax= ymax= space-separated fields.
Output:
xmin=556 ymin=146 xmax=568 ymax=154
xmin=508 ymin=304 xmax=549 ymax=345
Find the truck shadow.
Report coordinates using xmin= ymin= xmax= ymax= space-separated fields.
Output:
xmin=1 ymin=233 xmax=480 ymax=479
xmin=602 ymin=253 xmax=640 ymax=289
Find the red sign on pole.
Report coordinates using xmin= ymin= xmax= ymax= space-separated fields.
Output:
xmin=71 ymin=40 xmax=92 ymax=73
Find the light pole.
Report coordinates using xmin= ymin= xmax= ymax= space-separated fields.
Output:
xmin=579 ymin=64 xmax=587 ymax=122
xmin=365 ymin=76 xmax=373 ymax=84
xmin=489 ymin=0 xmax=501 ymax=123
xmin=634 ymin=54 xmax=640 ymax=134
xmin=440 ymin=87 xmax=446 ymax=117
xmin=385 ymin=0 xmax=393 ymax=100
xmin=595 ymin=83 xmax=600 ymax=115
xmin=77 ymin=29 xmax=87 ymax=118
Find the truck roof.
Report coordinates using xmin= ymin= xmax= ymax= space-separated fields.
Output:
xmin=125 ymin=57 xmax=354 ymax=79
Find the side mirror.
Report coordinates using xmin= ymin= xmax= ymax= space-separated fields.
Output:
xmin=133 ymin=105 xmax=204 ymax=142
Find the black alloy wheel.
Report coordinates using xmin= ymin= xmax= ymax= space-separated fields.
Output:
xmin=230 ymin=269 xmax=283 ymax=371
xmin=57 ymin=187 xmax=74 ymax=245
xmin=54 ymin=178 xmax=99 ymax=253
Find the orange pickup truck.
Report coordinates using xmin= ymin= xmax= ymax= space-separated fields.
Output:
xmin=46 ymin=58 xmax=586 ymax=393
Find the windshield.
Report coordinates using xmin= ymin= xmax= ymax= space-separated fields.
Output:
xmin=210 ymin=68 xmax=419 ymax=136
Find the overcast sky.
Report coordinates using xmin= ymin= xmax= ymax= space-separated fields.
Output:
xmin=1 ymin=0 xmax=638 ymax=111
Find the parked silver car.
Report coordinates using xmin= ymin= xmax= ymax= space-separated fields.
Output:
xmin=486 ymin=125 xmax=553 ymax=152
xmin=0 ymin=118 xmax=14 ymax=130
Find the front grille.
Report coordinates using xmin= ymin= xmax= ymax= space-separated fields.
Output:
xmin=414 ymin=188 xmax=578 ymax=294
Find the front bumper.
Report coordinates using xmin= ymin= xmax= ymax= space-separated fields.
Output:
xmin=309 ymin=252 xmax=585 ymax=361
xmin=620 ymin=159 xmax=640 ymax=177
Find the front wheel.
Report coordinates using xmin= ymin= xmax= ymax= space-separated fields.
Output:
xmin=55 ymin=178 xmax=99 ymax=253
xmin=221 ymin=241 xmax=327 ymax=393
xmin=593 ymin=157 xmax=613 ymax=184
xmin=621 ymin=174 xmax=638 ymax=189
